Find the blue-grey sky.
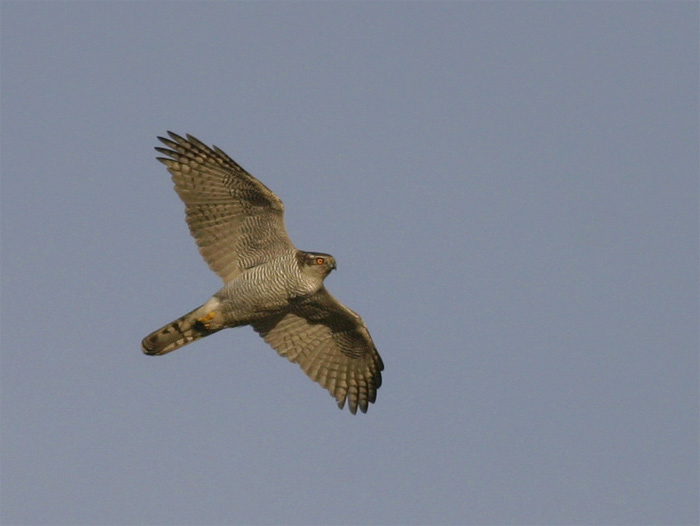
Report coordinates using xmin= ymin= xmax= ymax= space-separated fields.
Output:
xmin=1 ymin=2 xmax=697 ymax=525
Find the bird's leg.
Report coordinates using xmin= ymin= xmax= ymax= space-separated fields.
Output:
xmin=196 ymin=311 xmax=218 ymax=330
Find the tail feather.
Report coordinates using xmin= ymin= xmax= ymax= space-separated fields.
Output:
xmin=142 ymin=304 xmax=221 ymax=356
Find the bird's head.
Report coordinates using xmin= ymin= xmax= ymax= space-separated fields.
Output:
xmin=298 ymin=251 xmax=337 ymax=278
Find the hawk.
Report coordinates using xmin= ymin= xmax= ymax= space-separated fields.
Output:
xmin=142 ymin=132 xmax=383 ymax=414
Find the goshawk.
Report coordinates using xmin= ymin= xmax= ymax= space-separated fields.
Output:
xmin=142 ymin=132 xmax=383 ymax=414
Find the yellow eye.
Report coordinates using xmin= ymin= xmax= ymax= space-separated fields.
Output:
xmin=316 ymin=257 xmax=324 ymax=265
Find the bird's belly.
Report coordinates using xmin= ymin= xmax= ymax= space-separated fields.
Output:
xmin=214 ymin=278 xmax=290 ymax=323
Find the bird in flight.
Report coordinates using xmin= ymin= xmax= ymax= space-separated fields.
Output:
xmin=142 ymin=132 xmax=383 ymax=414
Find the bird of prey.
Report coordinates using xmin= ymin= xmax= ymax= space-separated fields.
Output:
xmin=141 ymin=132 xmax=383 ymax=414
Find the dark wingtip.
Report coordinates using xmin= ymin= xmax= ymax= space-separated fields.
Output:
xmin=154 ymin=131 xmax=185 ymax=149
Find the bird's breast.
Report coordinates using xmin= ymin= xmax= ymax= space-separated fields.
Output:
xmin=214 ymin=257 xmax=319 ymax=321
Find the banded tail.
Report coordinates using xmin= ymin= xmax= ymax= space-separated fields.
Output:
xmin=142 ymin=304 xmax=221 ymax=356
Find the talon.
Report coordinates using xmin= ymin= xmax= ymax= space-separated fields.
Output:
xmin=197 ymin=311 xmax=217 ymax=329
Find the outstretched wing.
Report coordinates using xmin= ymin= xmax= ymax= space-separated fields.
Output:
xmin=156 ymin=132 xmax=295 ymax=283
xmin=251 ymin=288 xmax=384 ymax=414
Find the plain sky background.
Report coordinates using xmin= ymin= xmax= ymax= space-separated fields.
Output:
xmin=1 ymin=2 xmax=697 ymax=525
